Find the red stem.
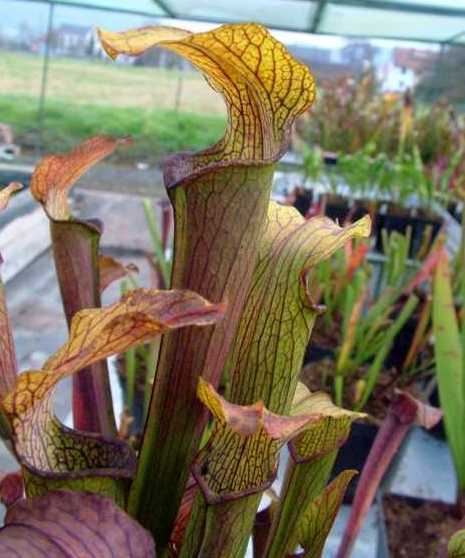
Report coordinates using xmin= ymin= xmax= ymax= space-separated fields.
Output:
xmin=336 ymin=393 xmax=417 ymax=558
xmin=160 ymin=200 xmax=173 ymax=254
xmin=0 ymin=279 xmax=17 ymax=399
xmin=51 ymin=219 xmax=116 ymax=436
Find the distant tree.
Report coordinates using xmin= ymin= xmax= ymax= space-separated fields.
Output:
xmin=417 ymin=45 xmax=465 ymax=108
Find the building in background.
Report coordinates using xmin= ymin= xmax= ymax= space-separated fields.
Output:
xmin=378 ymin=47 xmax=438 ymax=93
xmin=51 ymin=23 xmax=95 ymax=57
xmin=288 ymin=40 xmax=378 ymax=83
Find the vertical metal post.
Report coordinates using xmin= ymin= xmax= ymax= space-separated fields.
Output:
xmin=174 ymin=71 xmax=184 ymax=114
xmin=37 ymin=2 xmax=55 ymax=155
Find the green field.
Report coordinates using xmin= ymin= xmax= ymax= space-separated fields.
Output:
xmin=0 ymin=49 xmax=227 ymax=160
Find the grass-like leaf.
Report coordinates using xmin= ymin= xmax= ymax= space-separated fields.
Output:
xmin=433 ymin=249 xmax=465 ymax=492
xmin=288 ymin=470 xmax=357 ymax=558
xmin=355 ymin=293 xmax=419 ymax=411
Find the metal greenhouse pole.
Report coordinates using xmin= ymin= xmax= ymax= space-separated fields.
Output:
xmin=37 ymin=1 xmax=55 ymax=154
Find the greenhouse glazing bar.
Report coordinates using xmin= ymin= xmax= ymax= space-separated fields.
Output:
xmin=12 ymin=0 xmax=170 ymax=154
xmin=10 ymin=0 xmax=174 ymax=18
xmin=37 ymin=2 xmax=54 ymax=155
xmin=310 ymin=0 xmax=328 ymax=33
xmin=328 ymin=0 xmax=465 ymax=19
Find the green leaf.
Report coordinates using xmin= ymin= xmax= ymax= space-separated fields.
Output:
xmin=290 ymin=470 xmax=357 ymax=558
xmin=290 ymin=384 xmax=365 ymax=462
xmin=193 ymin=379 xmax=317 ymax=503
xmin=402 ymin=296 xmax=432 ymax=372
xmin=142 ymin=199 xmax=171 ymax=288
xmin=225 ymin=203 xmax=371 ymax=414
xmin=180 ymin=204 xmax=369 ymax=556
xmin=449 ymin=529 xmax=465 ymax=557
xmin=335 ymin=278 xmax=367 ymax=406
xmin=180 ymin=379 xmax=319 ymax=558
xmin=433 ymin=250 xmax=465 ymax=490
xmin=180 ymin=491 xmax=259 ymax=558
xmin=355 ymin=293 xmax=419 ymax=411
xmin=265 ymin=385 xmax=364 ymax=558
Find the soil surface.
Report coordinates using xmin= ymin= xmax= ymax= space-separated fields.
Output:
xmin=384 ymin=494 xmax=462 ymax=557
xmin=115 ymin=343 xmax=157 ymax=450
xmin=302 ymin=320 xmax=433 ymax=422
xmin=300 ymin=355 xmax=397 ymax=422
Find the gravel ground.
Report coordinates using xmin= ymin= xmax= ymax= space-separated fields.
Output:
xmin=2 ymin=154 xmax=166 ymax=198
xmin=77 ymin=161 xmax=166 ymax=198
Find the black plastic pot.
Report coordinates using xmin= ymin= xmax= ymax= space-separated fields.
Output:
xmin=323 ymin=152 xmax=338 ymax=166
xmin=331 ymin=421 xmax=379 ymax=504
xmin=0 ymin=170 xmax=31 ymax=188
xmin=447 ymin=201 xmax=462 ymax=222
xmin=116 ymin=358 xmax=146 ymax=436
xmin=428 ymin=385 xmax=446 ymax=440
xmin=384 ymin=302 xmax=419 ymax=370
xmin=410 ymin=214 xmax=442 ymax=258
xmin=374 ymin=211 xmax=411 ymax=254
xmin=321 ymin=194 xmax=442 ymax=259
xmin=292 ymin=188 xmax=313 ymax=216
xmin=325 ymin=195 xmax=351 ymax=223
xmin=352 ymin=201 xmax=376 ymax=223
xmin=374 ymin=204 xmax=442 ymax=258
xmin=303 ymin=342 xmax=334 ymax=366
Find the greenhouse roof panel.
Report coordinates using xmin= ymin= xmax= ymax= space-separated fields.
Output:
xmin=160 ymin=0 xmax=318 ymax=31
xmin=371 ymin=0 xmax=465 ymax=9
xmin=319 ymin=3 xmax=465 ymax=42
xmin=48 ymin=0 xmax=167 ymax=16
xmin=24 ymin=0 xmax=465 ymax=44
